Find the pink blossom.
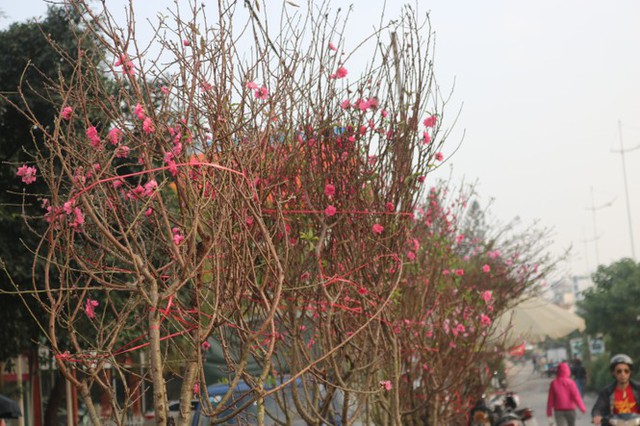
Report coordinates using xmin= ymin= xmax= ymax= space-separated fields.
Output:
xmin=379 ymin=380 xmax=392 ymax=391
xmin=60 ymin=106 xmax=73 ymax=120
xmin=340 ymin=99 xmax=351 ymax=109
xmin=183 ymin=39 xmax=191 ymax=46
xmin=172 ymin=228 xmax=185 ymax=245
xmin=482 ymin=264 xmax=491 ymax=273
xmin=115 ymin=54 xmax=135 ymax=75
xmin=325 ymin=205 xmax=337 ymax=216
xmin=330 ymin=66 xmax=348 ymax=79
xmin=422 ymin=131 xmax=431 ymax=145
xmin=193 ymin=383 xmax=199 ymax=394
xmin=107 ymin=128 xmax=122 ymax=145
xmin=112 ymin=179 xmax=124 ymax=189
xmin=134 ymin=103 xmax=146 ymax=120
xmin=115 ymin=146 xmax=130 ymax=158
xmin=85 ymin=299 xmax=99 ymax=319
xmin=201 ymin=341 xmax=211 ymax=350
xmin=142 ymin=117 xmax=155 ymax=134
xmin=423 ymin=115 xmax=437 ymax=128
xmin=63 ymin=200 xmax=75 ymax=214
xmin=481 ymin=290 xmax=492 ymax=303
xmin=254 ymin=86 xmax=269 ymax=99
xmin=372 ymin=223 xmax=384 ymax=234
xmin=434 ymin=152 xmax=444 ymax=161
xmin=143 ymin=180 xmax=158 ymax=197
xmin=480 ymin=314 xmax=491 ymax=327
xmin=356 ymin=99 xmax=370 ymax=111
xmin=324 ymin=184 xmax=335 ymax=197
xmin=407 ymin=251 xmax=416 ymax=261
xmin=456 ymin=269 xmax=464 ymax=276
xmin=246 ymin=81 xmax=259 ymax=90
xmin=385 ymin=202 xmax=394 ymax=212
xmin=70 ymin=207 xmax=85 ymax=228
xmin=86 ymin=126 xmax=101 ymax=149
xmin=16 ymin=164 xmax=37 ymax=184
xmin=488 ymin=250 xmax=500 ymax=259
xmin=161 ymin=86 xmax=170 ymax=94
xmin=145 ymin=208 xmax=153 ymax=217
xmin=328 ymin=42 xmax=337 ymax=51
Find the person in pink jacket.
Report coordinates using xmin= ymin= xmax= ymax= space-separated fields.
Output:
xmin=547 ymin=361 xmax=586 ymax=426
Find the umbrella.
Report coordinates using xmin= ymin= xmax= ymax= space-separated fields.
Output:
xmin=496 ymin=296 xmax=586 ymax=344
xmin=0 ymin=394 xmax=21 ymax=419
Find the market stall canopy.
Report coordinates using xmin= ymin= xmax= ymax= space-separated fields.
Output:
xmin=496 ymin=296 xmax=586 ymax=344
xmin=0 ymin=394 xmax=21 ymax=419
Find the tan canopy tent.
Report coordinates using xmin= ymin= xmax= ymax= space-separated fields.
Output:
xmin=495 ymin=296 xmax=586 ymax=344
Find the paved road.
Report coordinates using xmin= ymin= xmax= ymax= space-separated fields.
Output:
xmin=506 ymin=360 xmax=597 ymax=425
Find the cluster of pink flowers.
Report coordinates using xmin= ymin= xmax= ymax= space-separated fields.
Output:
xmin=107 ymin=128 xmax=123 ymax=145
xmin=86 ymin=126 xmax=102 ymax=149
xmin=379 ymin=380 xmax=392 ymax=391
xmin=329 ymin=66 xmax=348 ymax=79
xmin=60 ymin=106 xmax=73 ymax=120
xmin=325 ymin=205 xmax=337 ymax=216
xmin=172 ymin=227 xmax=184 ymax=245
xmin=85 ymin=299 xmax=99 ymax=319
xmin=16 ymin=164 xmax=37 ymax=184
xmin=372 ymin=223 xmax=384 ymax=234
xmin=246 ymin=81 xmax=269 ymax=99
xmin=114 ymin=54 xmax=135 ymax=75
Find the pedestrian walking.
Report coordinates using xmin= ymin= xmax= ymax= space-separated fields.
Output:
xmin=570 ymin=358 xmax=587 ymax=398
xmin=547 ymin=362 xmax=586 ymax=426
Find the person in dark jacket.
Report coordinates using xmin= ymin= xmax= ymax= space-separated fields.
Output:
xmin=570 ymin=358 xmax=588 ymax=397
xmin=592 ymin=354 xmax=640 ymax=425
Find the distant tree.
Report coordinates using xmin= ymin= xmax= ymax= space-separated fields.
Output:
xmin=0 ymin=6 xmax=98 ymax=361
xmin=0 ymin=7 xmax=107 ymax=426
xmin=579 ymin=258 xmax=640 ymax=357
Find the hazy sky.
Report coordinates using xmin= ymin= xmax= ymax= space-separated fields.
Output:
xmin=3 ymin=1 xmax=640 ymax=280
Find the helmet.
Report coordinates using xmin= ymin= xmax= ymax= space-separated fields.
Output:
xmin=610 ymin=354 xmax=634 ymax=372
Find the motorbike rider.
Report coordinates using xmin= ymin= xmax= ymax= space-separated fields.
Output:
xmin=592 ymin=354 xmax=640 ymax=424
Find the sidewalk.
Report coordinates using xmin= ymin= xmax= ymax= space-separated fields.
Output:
xmin=506 ymin=360 xmax=596 ymax=425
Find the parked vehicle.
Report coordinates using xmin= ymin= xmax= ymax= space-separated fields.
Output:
xmin=492 ymin=392 xmax=536 ymax=426
xmin=192 ymin=378 xmax=307 ymax=426
xmin=472 ymin=391 xmax=536 ymax=426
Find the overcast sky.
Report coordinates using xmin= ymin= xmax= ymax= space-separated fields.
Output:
xmin=3 ymin=0 xmax=640 ymax=280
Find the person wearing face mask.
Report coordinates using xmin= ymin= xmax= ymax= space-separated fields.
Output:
xmin=592 ymin=354 xmax=640 ymax=425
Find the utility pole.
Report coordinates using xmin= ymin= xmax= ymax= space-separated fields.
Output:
xmin=611 ymin=120 xmax=640 ymax=260
xmin=586 ymin=187 xmax=615 ymax=267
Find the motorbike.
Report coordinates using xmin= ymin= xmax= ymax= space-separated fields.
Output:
xmin=469 ymin=391 xmax=537 ymax=426
xmin=602 ymin=413 xmax=640 ymax=426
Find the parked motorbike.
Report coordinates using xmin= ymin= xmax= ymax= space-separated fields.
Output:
xmin=470 ymin=391 xmax=537 ymax=426
xmin=602 ymin=413 xmax=640 ymax=426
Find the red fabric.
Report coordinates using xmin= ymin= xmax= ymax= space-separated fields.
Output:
xmin=613 ymin=386 xmax=640 ymax=414
xmin=509 ymin=342 xmax=526 ymax=357
xmin=546 ymin=362 xmax=587 ymax=417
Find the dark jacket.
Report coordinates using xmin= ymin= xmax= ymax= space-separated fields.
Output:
xmin=591 ymin=379 xmax=640 ymax=418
